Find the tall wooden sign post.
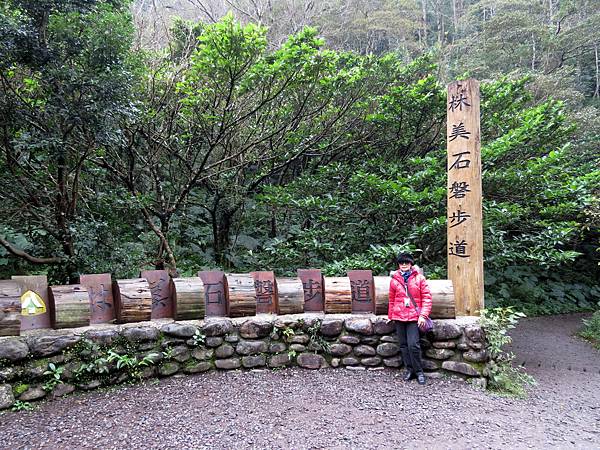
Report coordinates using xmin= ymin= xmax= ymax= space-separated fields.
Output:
xmin=447 ymin=79 xmax=484 ymax=316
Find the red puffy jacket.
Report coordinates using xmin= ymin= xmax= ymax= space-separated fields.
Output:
xmin=388 ymin=270 xmax=432 ymax=321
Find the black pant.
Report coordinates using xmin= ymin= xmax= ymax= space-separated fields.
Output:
xmin=395 ymin=321 xmax=423 ymax=374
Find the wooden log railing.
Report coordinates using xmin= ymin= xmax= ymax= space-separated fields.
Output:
xmin=0 ymin=272 xmax=455 ymax=335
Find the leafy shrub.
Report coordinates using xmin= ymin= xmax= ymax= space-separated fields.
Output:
xmin=579 ymin=311 xmax=600 ymax=350
xmin=479 ymin=306 xmax=536 ymax=397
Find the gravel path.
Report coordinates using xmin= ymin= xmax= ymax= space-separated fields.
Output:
xmin=1 ymin=313 xmax=598 ymax=450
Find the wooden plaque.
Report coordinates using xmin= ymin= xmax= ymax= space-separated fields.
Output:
xmin=447 ymin=79 xmax=484 ymax=315
xmin=172 ymin=277 xmax=205 ymax=320
xmin=12 ymin=275 xmax=51 ymax=330
xmin=141 ymin=270 xmax=174 ymax=320
xmin=297 ymin=269 xmax=324 ymax=312
xmin=50 ymin=284 xmax=91 ymax=329
xmin=199 ymin=271 xmax=229 ymax=317
xmin=113 ymin=278 xmax=152 ymax=324
xmin=80 ymin=273 xmax=115 ymax=324
xmin=348 ymin=270 xmax=375 ymax=314
xmin=0 ymin=280 xmax=21 ymax=336
xmin=251 ymin=271 xmax=278 ymax=315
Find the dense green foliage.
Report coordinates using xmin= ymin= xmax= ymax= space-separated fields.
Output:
xmin=0 ymin=1 xmax=598 ymax=315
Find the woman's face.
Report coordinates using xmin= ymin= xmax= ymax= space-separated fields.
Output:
xmin=398 ymin=261 xmax=412 ymax=272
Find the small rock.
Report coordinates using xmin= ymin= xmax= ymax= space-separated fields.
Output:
xmin=191 ymin=348 xmax=214 ymax=361
xmin=122 ymin=327 xmax=159 ymax=343
xmin=159 ymin=362 xmax=180 ymax=377
xmin=373 ymin=317 xmax=395 ymax=335
xmin=0 ymin=384 xmax=14 ymax=410
xmin=236 ymin=340 xmax=268 ymax=356
xmin=383 ymin=357 xmax=402 ymax=367
xmin=319 ymin=319 xmax=343 ymax=337
xmin=205 ymin=337 xmax=224 ymax=348
xmin=432 ymin=341 xmax=457 ymax=349
xmin=183 ymin=361 xmax=212 ymax=374
xmin=0 ymin=339 xmax=29 ymax=362
xmin=463 ymin=349 xmax=488 ymax=363
xmin=344 ymin=318 xmax=374 ymax=335
xmin=215 ymin=344 xmax=235 ymax=358
xmin=242 ymin=355 xmax=266 ymax=368
xmin=376 ymin=343 xmax=400 ymax=357
xmin=239 ymin=319 xmax=273 ymax=339
xmin=339 ymin=335 xmax=360 ymax=345
xmin=342 ymin=357 xmax=360 ymax=366
xmin=84 ymin=330 xmax=119 ymax=347
xmin=51 ymin=383 xmax=75 ymax=398
xmin=329 ymin=343 xmax=353 ymax=357
xmin=354 ymin=345 xmax=376 ymax=357
xmin=297 ymin=353 xmax=326 ymax=369
xmin=161 ymin=323 xmax=197 ymax=338
xmin=28 ymin=335 xmax=80 ymax=358
xmin=19 ymin=385 xmax=46 ymax=401
xmin=425 ymin=348 xmax=455 ymax=360
xmin=432 ymin=322 xmax=462 ymax=340
xmin=215 ymin=358 xmax=241 ymax=370
xmin=361 ymin=357 xmax=382 ymax=366
xmin=442 ymin=360 xmax=481 ymax=376
xmin=202 ymin=319 xmax=234 ymax=337
xmin=268 ymin=354 xmax=291 ymax=368
xmin=269 ymin=343 xmax=287 ymax=354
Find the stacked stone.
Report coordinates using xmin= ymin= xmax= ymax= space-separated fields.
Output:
xmin=0 ymin=315 xmax=487 ymax=410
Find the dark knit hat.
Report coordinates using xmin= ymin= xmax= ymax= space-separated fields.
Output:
xmin=396 ymin=252 xmax=414 ymax=265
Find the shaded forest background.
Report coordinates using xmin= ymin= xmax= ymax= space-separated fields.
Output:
xmin=1 ymin=0 xmax=598 ymax=314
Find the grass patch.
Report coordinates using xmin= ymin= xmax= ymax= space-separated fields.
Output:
xmin=579 ymin=311 xmax=600 ymax=350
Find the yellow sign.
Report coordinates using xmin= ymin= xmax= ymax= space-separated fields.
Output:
xmin=21 ymin=290 xmax=46 ymax=316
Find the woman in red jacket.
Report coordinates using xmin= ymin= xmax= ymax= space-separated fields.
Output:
xmin=388 ymin=252 xmax=432 ymax=385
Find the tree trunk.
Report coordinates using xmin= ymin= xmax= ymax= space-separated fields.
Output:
xmin=213 ymin=207 xmax=234 ymax=267
xmin=594 ymin=43 xmax=600 ymax=98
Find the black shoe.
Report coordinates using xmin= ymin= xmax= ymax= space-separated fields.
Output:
xmin=417 ymin=372 xmax=426 ymax=385
xmin=402 ymin=370 xmax=415 ymax=381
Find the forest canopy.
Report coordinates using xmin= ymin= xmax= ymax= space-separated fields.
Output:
xmin=0 ymin=0 xmax=598 ymax=315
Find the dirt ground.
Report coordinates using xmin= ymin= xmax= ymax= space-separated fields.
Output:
xmin=0 ymin=313 xmax=598 ymax=450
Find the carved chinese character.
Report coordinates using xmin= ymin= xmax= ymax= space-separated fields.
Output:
xmin=449 ymin=240 xmax=470 ymax=258
xmin=254 ymin=279 xmax=274 ymax=304
xmin=350 ymin=280 xmax=372 ymax=303
xmin=448 ymin=90 xmax=471 ymax=112
xmin=205 ymin=281 xmax=225 ymax=304
xmin=448 ymin=151 xmax=471 ymax=171
xmin=449 ymin=181 xmax=471 ymax=199
xmin=89 ymin=284 xmax=112 ymax=312
xmin=449 ymin=209 xmax=471 ymax=228
xmin=449 ymin=122 xmax=471 ymax=141
xmin=148 ymin=276 xmax=170 ymax=309
xmin=302 ymin=279 xmax=322 ymax=304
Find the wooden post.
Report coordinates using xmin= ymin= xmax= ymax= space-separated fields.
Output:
xmin=0 ymin=281 xmax=22 ymax=336
xmin=251 ymin=271 xmax=278 ymax=314
xmin=348 ymin=270 xmax=375 ymax=314
xmin=80 ymin=274 xmax=116 ymax=324
xmin=447 ymin=79 xmax=484 ymax=316
xmin=297 ymin=269 xmax=324 ymax=312
xmin=199 ymin=271 xmax=229 ymax=317
xmin=141 ymin=270 xmax=174 ymax=319
xmin=12 ymin=275 xmax=52 ymax=330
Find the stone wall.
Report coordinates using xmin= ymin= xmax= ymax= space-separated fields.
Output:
xmin=0 ymin=314 xmax=488 ymax=410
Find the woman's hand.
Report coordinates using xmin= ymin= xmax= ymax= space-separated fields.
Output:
xmin=418 ymin=316 xmax=426 ymax=328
